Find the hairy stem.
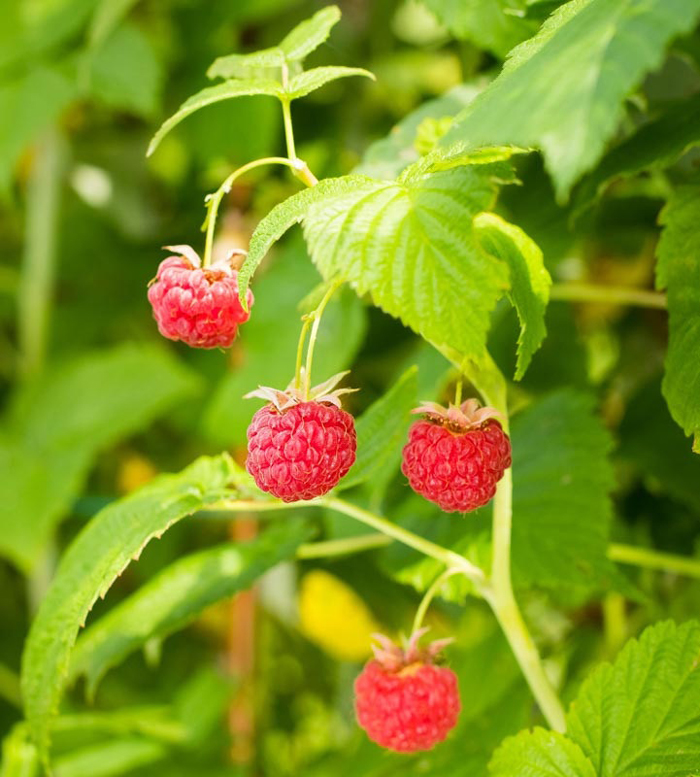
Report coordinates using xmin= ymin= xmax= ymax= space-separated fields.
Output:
xmin=294 ymin=317 xmax=312 ymax=391
xmin=608 ymin=543 xmax=700 ymax=579
xmin=458 ymin=354 xmax=565 ymax=731
xmin=18 ymin=127 xmax=66 ymax=380
xmin=488 ymin=470 xmax=567 ymax=732
xmin=297 ymin=533 xmax=392 ymax=559
xmin=320 ymin=496 xmax=486 ymax=586
xmin=550 ymin=282 xmax=666 ymax=310
xmin=412 ymin=568 xmax=462 ymax=634
xmin=304 ymin=280 xmax=342 ymax=398
xmin=202 ymin=156 xmax=296 ymax=268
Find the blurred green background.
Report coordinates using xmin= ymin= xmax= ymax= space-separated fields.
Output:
xmin=2 ymin=1 xmax=700 ymax=775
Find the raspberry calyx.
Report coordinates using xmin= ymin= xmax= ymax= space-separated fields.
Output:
xmin=245 ymin=372 xmax=357 ymax=502
xmin=354 ymin=629 xmax=461 ymax=753
xmin=147 ymin=244 xmax=253 ymax=349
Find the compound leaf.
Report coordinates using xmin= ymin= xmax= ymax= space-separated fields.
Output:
xmin=444 ymin=0 xmax=700 ymax=200
xmin=70 ymin=522 xmax=312 ymax=695
xmin=237 ymin=176 xmax=367 ymax=300
xmin=656 ymin=185 xmax=700 ymax=449
xmin=567 ymin=620 xmax=700 ymax=776
xmin=302 ymin=162 xmax=511 ymax=362
xmin=147 ymin=79 xmax=281 ymax=156
xmin=474 ymin=212 xmax=550 ymax=379
xmin=21 ymin=455 xmax=235 ymax=762
xmin=285 ymin=66 xmax=374 ymax=100
xmin=422 ymin=0 xmax=536 ymax=58
xmin=279 ymin=5 xmax=341 ymax=62
xmin=490 ymin=728 xmax=596 ymax=777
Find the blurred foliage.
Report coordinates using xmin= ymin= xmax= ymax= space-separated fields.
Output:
xmin=2 ymin=0 xmax=700 ymax=776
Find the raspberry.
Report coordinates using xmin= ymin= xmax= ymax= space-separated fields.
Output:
xmin=401 ymin=399 xmax=511 ymax=513
xmin=147 ymin=245 xmax=253 ymax=349
xmin=355 ymin=631 xmax=460 ymax=753
xmin=245 ymin=372 xmax=357 ymax=502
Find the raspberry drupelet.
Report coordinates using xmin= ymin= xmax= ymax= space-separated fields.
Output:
xmin=401 ymin=399 xmax=511 ymax=513
xmin=147 ymin=245 xmax=253 ymax=349
xmin=355 ymin=630 xmax=461 ymax=753
xmin=245 ymin=372 xmax=357 ymax=502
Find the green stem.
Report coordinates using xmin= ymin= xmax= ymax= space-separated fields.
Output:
xmin=281 ymin=98 xmax=296 ymax=161
xmin=550 ymin=282 xmax=667 ymax=310
xmin=297 ymin=533 xmax=392 ymax=559
xmin=304 ymin=280 xmax=342 ymax=398
xmin=412 ymin=568 xmax=461 ymax=634
xmin=18 ymin=127 xmax=65 ymax=380
xmin=488 ymin=469 xmax=566 ymax=732
xmin=295 ymin=317 xmax=312 ymax=391
xmin=320 ymin=496 xmax=486 ymax=587
xmin=608 ymin=543 xmax=700 ymax=579
xmin=202 ymin=156 xmax=297 ymax=268
xmin=454 ymin=378 xmax=462 ymax=407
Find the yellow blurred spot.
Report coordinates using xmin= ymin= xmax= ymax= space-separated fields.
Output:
xmin=117 ymin=453 xmax=158 ymax=494
xmin=299 ymin=571 xmax=381 ymax=662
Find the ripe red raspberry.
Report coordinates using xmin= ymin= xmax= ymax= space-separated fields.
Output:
xmin=355 ymin=631 xmax=460 ymax=753
xmin=401 ymin=399 xmax=511 ymax=513
xmin=147 ymin=245 xmax=253 ymax=349
xmin=245 ymin=373 xmax=357 ymax=502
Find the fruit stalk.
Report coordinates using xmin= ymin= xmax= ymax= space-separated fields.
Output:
xmin=320 ymin=496 xmax=486 ymax=588
xmin=201 ymin=156 xmax=297 ymax=268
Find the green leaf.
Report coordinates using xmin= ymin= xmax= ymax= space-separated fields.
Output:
xmin=206 ymin=48 xmax=287 ymax=80
xmin=0 ymin=67 xmax=75 ymax=193
xmin=443 ymin=0 xmax=700 ymax=200
xmin=655 ymin=185 xmax=700 ymax=448
xmin=205 ymin=243 xmax=366 ymax=447
xmin=567 ymin=620 xmax=700 ymax=776
xmin=69 ymin=522 xmax=312 ymax=695
xmin=301 ymin=163 xmax=511 ymax=362
xmin=20 ymin=454 xmax=235 ymax=762
xmin=52 ymin=738 xmax=167 ymax=777
xmin=422 ymin=0 xmax=537 ymax=58
xmin=87 ymin=22 xmax=163 ymax=118
xmin=490 ymin=728 xmax=596 ymax=777
xmin=357 ymin=83 xmax=481 ymax=180
xmin=284 ymin=66 xmax=375 ymax=100
xmin=339 ymin=366 xmax=418 ymax=492
xmin=0 ymin=344 xmax=201 ymax=570
xmin=147 ymin=79 xmax=281 ymax=156
xmin=238 ymin=176 xmax=364 ymax=300
xmin=510 ymin=391 xmax=616 ymax=593
xmin=207 ymin=5 xmax=341 ymax=79
xmin=278 ymin=5 xmax=341 ymax=62
xmin=573 ymin=93 xmax=700 ymax=217
xmin=474 ymin=212 xmax=550 ymax=379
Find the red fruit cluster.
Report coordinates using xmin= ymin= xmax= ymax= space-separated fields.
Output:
xmin=246 ymin=401 xmax=356 ymax=502
xmin=148 ymin=248 xmax=253 ymax=349
xmin=355 ymin=632 xmax=460 ymax=753
xmin=402 ymin=400 xmax=511 ymax=513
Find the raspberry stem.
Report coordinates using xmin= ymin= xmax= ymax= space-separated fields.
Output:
xmin=608 ymin=543 xmax=700 ymax=578
xmin=303 ymin=280 xmax=343 ymax=399
xmin=294 ymin=317 xmax=312 ymax=391
xmin=411 ymin=568 xmax=463 ymax=635
xmin=550 ymin=282 xmax=666 ymax=309
xmin=202 ymin=156 xmax=299 ymax=268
